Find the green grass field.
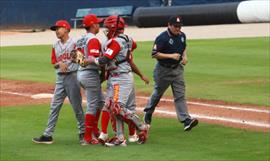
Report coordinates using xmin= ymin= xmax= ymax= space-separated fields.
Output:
xmin=1 ymin=105 xmax=269 ymax=161
xmin=1 ymin=37 xmax=269 ymax=106
xmin=0 ymin=37 xmax=270 ymax=161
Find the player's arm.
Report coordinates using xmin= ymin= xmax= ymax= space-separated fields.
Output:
xmin=151 ymin=37 xmax=180 ymax=61
xmin=51 ymin=48 xmax=68 ymax=72
xmin=181 ymin=48 xmax=188 ymax=65
xmin=129 ymin=54 xmax=149 ymax=84
xmin=153 ymin=52 xmax=180 ymax=61
xmin=180 ymin=34 xmax=188 ymax=65
xmin=88 ymin=40 xmax=121 ymax=66
xmin=83 ymin=38 xmax=102 ymax=66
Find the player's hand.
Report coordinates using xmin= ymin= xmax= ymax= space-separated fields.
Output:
xmin=170 ymin=53 xmax=181 ymax=61
xmin=84 ymin=56 xmax=96 ymax=65
xmin=59 ymin=61 xmax=68 ymax=73
xmin=181 ymin=55 xmax=188 ymax=65
xmin=141 ymin=75 xmax=150 ymax=84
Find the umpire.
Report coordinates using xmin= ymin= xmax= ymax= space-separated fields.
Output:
xmin=143 ymin=16 xmax=198 ymax=131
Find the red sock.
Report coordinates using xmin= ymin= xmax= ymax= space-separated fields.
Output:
xmin=84 ymin=114 xmax=95 ymax=142
xmin=101 ymin=111 xmax=110 ymax=134
xmin=93 ymin=110 xmax=101 ymax=136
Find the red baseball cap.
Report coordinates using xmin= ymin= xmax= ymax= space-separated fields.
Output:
xmin=50 ymin=20 xmax=71 ymax=31
xmin=83 ymin=14 xmax=104 ymax=27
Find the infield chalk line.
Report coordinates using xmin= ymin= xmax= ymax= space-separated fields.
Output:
xmin=1 ymin=90 xmax=270 ymax=128
xmin=137 ymin=96 xmax=270 ymax=114
xmin=2 ymin=90 xmax=270 ymax=114
xmin=136 ymin=108 xmax=270 ymax=128
xmin=0 ymin=91 xmax=32 ymax=97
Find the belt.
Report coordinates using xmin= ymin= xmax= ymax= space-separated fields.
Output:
xmin=109 ymin=71 xmax=130 ymax=77
xmin=57 ymin=71 xmax=75 ymax=75
xmin=159 ymin=63 xmax=179 ymax=69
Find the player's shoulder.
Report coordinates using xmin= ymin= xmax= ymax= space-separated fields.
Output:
xmin=156 ymin=30 xmax=169 ymax=42
xmin=179 ymin=32 xmax=186 ymax=37
xmin=68 ymin=37 xmax=76 ymax=44
xmin=115 ymin=34 xmax=132 ymax=43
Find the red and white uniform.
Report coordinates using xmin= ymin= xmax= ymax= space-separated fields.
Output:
xmin=103 ymin=34 xmax=137 ymax=74
xmin=51 ymin=37 xmax=78 ymax=74
xmin=78 ymin=33 xmax=102 ymax=71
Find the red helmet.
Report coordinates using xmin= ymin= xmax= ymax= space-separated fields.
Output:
xmin=104 ymin=15 xmax=126 ymax=30
xmin=103 ymin=15 xmax=126 ymax=38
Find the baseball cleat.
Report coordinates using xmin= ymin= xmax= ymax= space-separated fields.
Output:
xmin=137 ymin=125 xmax=150 ymax=144
xmin=32 ymin=135 xmax=53 ymax=144
xmin=105 ymin=137 xmax=127 ymax=147
xmin=98 ymin=132 xmax=109 ymax=145
xmin=80 ymin=138 xmax=99 ymax=146
xmin=183 ymin=118 xmax=198 ymax=131
xmin=128 ymin=134 xmax=139 ymax=143
xmin=79 ymin=133 xmax=84 ymax=144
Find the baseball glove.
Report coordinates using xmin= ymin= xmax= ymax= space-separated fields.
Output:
xmin=70 ymin=49 xmax=86 ymax=67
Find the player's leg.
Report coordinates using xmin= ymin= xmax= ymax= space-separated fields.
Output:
xmin=125 ymin=85 xmax=138 ymax=142
xmin=32 ymin=82 xmax=66 ymax=144
xmin=98 ymin=81 xmax=113 ymax=143
xmin=105 ymin=78 xmax=127 ymax=147
xmin=144 ymin=64 xmax=171 ymax=125
xmin=77 ymin=70 xmax=100 ymax=144
xmin=65 ymin=72 xmax=85 ymax=143
xmin=171 ymin=66 xmax=198 ymax=131
xmin=110 ymin=74 xmax=149 ymax=144
xmin=93 ymin=91 xmax=104 ymax=138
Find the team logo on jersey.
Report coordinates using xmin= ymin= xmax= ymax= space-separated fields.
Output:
xmin=169 ymin=38 xmax=174 ymax=45
xmin=106 ymin=48 xmax=114 ymax=56
xmin=181 ymin=37 xmax=185 ymax=43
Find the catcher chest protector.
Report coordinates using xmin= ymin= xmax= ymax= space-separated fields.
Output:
xmin=105 ymin=34 xmax=133 ymax=73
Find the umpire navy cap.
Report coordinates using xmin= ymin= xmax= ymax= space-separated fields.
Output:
xmin=168 ymin=16 xmax=183 ymax=26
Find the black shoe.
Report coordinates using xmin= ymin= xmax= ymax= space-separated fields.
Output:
xmin=143 ymin=112 xmax=152 ymax=125
xmin=32 ymin=135 xmax=53 ymax=144
xmin=183 ymin=118 xmax=198 ymax=131
xmin=79 ymin=133 xmax=84 ymax=144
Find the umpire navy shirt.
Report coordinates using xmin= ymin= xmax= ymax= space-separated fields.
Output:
xmin=152 ymin=29 xmax=186 ymax=66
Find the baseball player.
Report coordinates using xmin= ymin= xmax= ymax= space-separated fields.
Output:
xmin=32 ymin=20 xmax=85 ymax=144
xmin=98 ymin=55 xmax=150 ymax=144
xmin=85 ymin=15 xmax=149 ymax=146
xmin=76 ymin=14 xmax=104 ymax=145
xmin=143 ymin=16 xmax=198 ymax=131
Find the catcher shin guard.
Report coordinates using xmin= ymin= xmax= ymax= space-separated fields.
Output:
xmin=120 ymin=111 xmax=149 ymax=144
xmin=112 ymin=102 xmax=147 ymax=132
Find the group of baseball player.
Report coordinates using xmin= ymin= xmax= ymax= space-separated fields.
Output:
xmin=32 ymin=14 xmax=198 ymax=147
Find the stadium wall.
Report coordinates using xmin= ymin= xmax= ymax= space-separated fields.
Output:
xmin=0 ymin=0 xmax=243 ymax=29
xmin=133 ymin=1 xmax=270 ymax=27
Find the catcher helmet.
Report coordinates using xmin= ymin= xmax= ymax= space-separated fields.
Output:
xmin=103 ymin=15 xmax=126 ymax=38
xmin=50 ymin=20 xmax=71 ymax=31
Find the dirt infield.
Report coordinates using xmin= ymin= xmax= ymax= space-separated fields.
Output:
xmin=1 ymin=79 xmax=269 ymax=132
